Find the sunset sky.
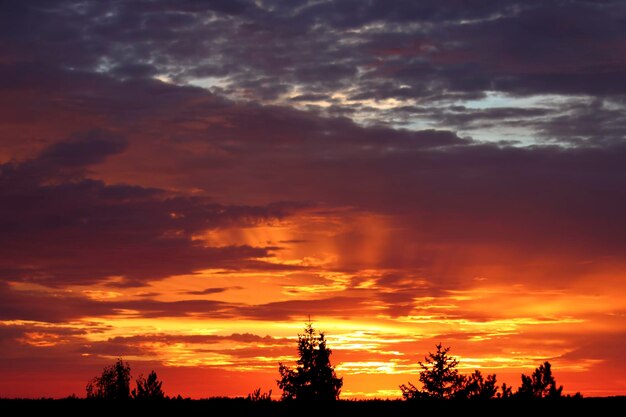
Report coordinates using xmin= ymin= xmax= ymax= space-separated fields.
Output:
xmin=1 ymin=0 xmax=625 ymax=399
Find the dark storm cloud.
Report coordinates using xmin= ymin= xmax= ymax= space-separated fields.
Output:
xmin=433 ymin=10 xmax=623 ymax=101
xmin=0 ymin=283 xmax=115 ymax=322
xmin=236 ymin=296 xmax=371 ymax=321
xmin=3 ymin=1 xmax=624 ymax=105
xmin=559 ymin=332 xmax=626 ymax=365
xmin=0 ymin=281 xmax=368 ymax=323
xmin=1 ymin=1 xmax=624 ymax=147
xmin=534 ymin=99 xmax=626 ymax=146
xmin=40 ymin=130 xmax=128 ymax=168
xmin=429 ymin=107 xmax=553 ymax=128
xmin=77 ymin=332 xmax=286 ymax=357
xmin=0 ymin=133 xmax=302 ymax=286
xmin=2 ymin=60 xmax=624 ymax=282
xmin=0 ymin=282 xmax=234 ymax=322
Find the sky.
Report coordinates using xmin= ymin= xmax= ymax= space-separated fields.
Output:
xmin=1 ymin=0 xmax=625 ymax=399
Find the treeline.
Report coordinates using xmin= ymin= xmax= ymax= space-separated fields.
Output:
xmin=85 ymin=359 xmax=164 ymax=400
xmin=82 ymin=323 xmax=579 ymax=401
xmin=399 ymin=343 xmax=574 ymax=400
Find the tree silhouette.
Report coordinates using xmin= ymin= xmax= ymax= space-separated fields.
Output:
xmin=399 ymin=382 xmax=430 ymax=400
xmin=454 ymin=370 xmax=498 ymax=399
xmin=132 ymin=370 xmax=165 ymax=400
xmin=401 ymin=343 xmax=463 ymax=399
xmin=517 ymin=361 xmax=563 ymax=398
xmin=277 ymin=322 xmax=343 ymax=400
xmin=499 ymin=382 xmax=513 ymax=399
xmin=86 ymin=358 xmax=131 ymax=400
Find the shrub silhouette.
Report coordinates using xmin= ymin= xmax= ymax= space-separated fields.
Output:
xmin=132 ymin=370 xmax=165 ymax=400
xmin=401 ymin=343 xmax=463 ymax=399
xmin=246 ymin=387 xmax=272 ymax=402
xmin=277 ymin=322 xmax=343 ymax=400
xmin=517 ymin=361 xmax=563 ymax=398
xmin=86 ymin=358 xmax=131 ymax=400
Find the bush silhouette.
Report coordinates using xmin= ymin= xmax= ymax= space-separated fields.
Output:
xmin=132 ymin=370 xmax=165 ymax=400
xmin=277 ymin=322 xmax=343 ymax=400
xmin=86 ymin=358 xmax=131 ymax=400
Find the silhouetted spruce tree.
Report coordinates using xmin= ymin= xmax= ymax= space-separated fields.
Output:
xmin=277 ymin=322 xmax=343 ymax=400
xmin=86 ymin=358 xmax=132 ymax=400
xmin=401 ymin=343 xmax=463 ymax=399
xmin=517 ymin=361 xmax=563 ymax=398
xmin=132 ymin=370 xmax=165 ymax=400
xmin=454 ymin=370 xmax=498 ymax=399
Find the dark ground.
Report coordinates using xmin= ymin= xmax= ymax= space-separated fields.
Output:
xmin=2 ymin=398 xmax=625 ymax=416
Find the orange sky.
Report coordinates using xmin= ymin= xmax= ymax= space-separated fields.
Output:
xmin=1 ymin=0 xmax=626 ymax=400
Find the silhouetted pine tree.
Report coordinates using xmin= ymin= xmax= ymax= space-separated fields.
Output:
xmin=401 ymin=343 xmax=464 ymax=399
xmin=277 ymin=322 xmax=343 ymax=400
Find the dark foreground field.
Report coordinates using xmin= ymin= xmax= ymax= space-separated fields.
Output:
xmin=2 ymin=397 xmax=625 ymax=416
